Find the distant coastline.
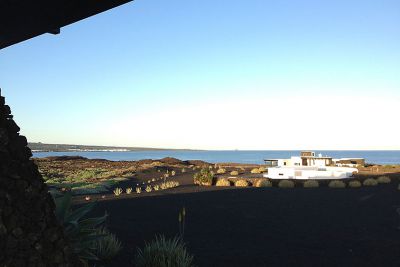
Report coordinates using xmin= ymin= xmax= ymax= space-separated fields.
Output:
xmin=28 ymin=142 xmax=198 ymax=153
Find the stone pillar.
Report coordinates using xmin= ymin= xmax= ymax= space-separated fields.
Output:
xmin=0 ymin=89 xmax=80 ymax=266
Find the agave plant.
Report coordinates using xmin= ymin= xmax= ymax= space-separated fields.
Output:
xmin=126 ymin=187 xmax=133 ymax=194
xmin=135 ymin=235 xmax=193 ymax=267
xmin=92 ymin=228 xmax=122 ymax=261
xmin=54 ymin=191 xmax=107 ymax=261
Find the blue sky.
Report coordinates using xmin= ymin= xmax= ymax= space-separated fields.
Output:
xmin=0 ymin=0 xmax=399 ymax=149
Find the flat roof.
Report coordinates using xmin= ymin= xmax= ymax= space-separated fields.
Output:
xmin=0 ymin=0 xmax=133 ymax=49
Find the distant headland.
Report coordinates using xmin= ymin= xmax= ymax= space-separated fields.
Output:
xmin=28 ymin=142 xmax=196 ymax=152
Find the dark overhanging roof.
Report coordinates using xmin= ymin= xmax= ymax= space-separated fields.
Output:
xmin=0 ymin=0 xmax=133 ymax=50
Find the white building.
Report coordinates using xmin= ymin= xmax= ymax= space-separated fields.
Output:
xmin=264 ymin=151 xmax=360 ymax=180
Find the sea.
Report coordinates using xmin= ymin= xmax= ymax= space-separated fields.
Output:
xmin=32 ymin=150 xmax=400 ymax=165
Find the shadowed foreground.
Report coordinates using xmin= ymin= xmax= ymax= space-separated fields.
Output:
xmin=90 ymin=183 xmax=400 ymax=267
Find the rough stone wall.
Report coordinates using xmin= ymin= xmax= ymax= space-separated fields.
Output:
xmin=0 ymin=90 xmax=80 ymax=267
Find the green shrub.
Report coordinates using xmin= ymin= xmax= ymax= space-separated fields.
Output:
xmin=234 ymin=179 xmax=249 ymax=187
xmin=250 ymin=168 xmax=261 ymax=174
xmin=230 ymin=170 xmax=239 ymax=176
xmin=217 ymin=168 xmax=226 ymax=174
xmin=254 ymin=179 xmax=272 ymax=187
xmin=303 ymin=180 xmax=319 ymax=188
xmin=348 ymin=180 xmax=362 ymax=188
xmin=54 ymin=192 xmax=107 ymax=261
xmin=93 ymin=228 xmax=122 ymax=261
xmin=215 ymin=179 xmax=231 ymax=187
xmin=193 ymin=168 xmax=214 ymax=186
xmin=363 ymin=178 xmax=378 ymax=186
xmin=328 ymin=180 xmax=346 ymax=188
xmin=377 ymin=176 xmax=391 ymax=184
xmin=278 ymin=180 xmax=295 ymax=188
xmin=134 ymin=235 xmax=194 ymax=267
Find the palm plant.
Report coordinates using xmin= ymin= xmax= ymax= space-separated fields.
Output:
xmin=54 ymin=191 xmax=107 ymax=261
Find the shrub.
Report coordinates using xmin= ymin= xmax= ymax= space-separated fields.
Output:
xmin=255 ymin=179 xmax=272 ymax=187
xmin=113 ymin=188 xmax=123 ymax=196
xmin=93 ymin=228 xmax=122 ymax=261
xmin=54 ymin=192 xmax=107 ymax=261
xmin=160 ymin=181 xmax=180 ymax=190
xmin=234 ymin=180 xmax=249 ymax=187
xmin=216 ymin=179 xmax=231 ymax=187
xmin=251 ymin=168 xmax=261 ymax=174
xmin=145 ymin=185 xmax=152 ymax=192
xmin=152 ymin=178 xmax=156 ymax=182
xmin=136 ymin=187 xmax=142 ymax=194
xmin=278 ymin=180 xmax=295 ymax=188
xmin=154 ymin=184 xmax=160 ymax=191
xmin=181 ymin=168 xmax=186 ymax=173
xmin=377 ymin=176 xmax=391 ymax=184
xmin=217 ymin=168 xmax=226 ymax=174
xmin=126 ymin=187 xmax=133 ymax=194
xmin=134 ymin=235 xmax=194 ymax=267
xmin=258 ymin=167 xmax=266 ymax=173
xmin=171 ymin=171 xmax=176 ymax=176
xmin=230 ymin=170 xmax=239 ymax=176
xmin=348 ymin=180 xmax=362 ymax=188
xmin=363 ymin=178 xmax=378 ymax=186
xmin=328 ymin=180 xmax=346 ymax=188
xmin=303 ymin=180 xmax=319 ymax=188
xmin=166 ymin=181 xmax=180 ymax=188
xmin=193 ymin=168 xmax=214 ymax=186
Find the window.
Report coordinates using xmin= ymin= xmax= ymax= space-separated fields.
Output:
xmin=279 ymin=173 xmax=284 ymax=176
xmin=284 ymin=162 xmax=287 ymax=166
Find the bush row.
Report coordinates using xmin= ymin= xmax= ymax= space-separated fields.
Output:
xmin=211 ymin=176 xmax=393 ymax=188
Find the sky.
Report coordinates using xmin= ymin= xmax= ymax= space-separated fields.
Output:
xmin=0 ymin=0 xmax=399 ymax=150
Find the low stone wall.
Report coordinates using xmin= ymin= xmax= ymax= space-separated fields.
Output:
xmin=0 ymin=90 xmax=80 ymax=266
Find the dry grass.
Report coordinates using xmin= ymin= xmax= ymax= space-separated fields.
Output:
xmin=303 ymin=180 xmax=319 ymax=188
xmin=230 ymin=170 xmax=239 ymax=176
xmin=254 ymin=179 xmax=272 ymax=188
xmin=278 ymin=180 xmax=295 ymax=188
xmin=363 ymin=178 xmax=378 ymax=186
xmin=217 ymin=168 xmax=226 ymax=174
xmin=348 ymin=180 xmax=362 ymax=188
xmin=258 ymin=167 xmax=266 ymax=173
xmin=234 ymin=179 xmax=249 ymax=187
xmin=251 ymin=168 xmax=261 ymax=174
xmin=328 ymin=180 xmax=346 ymax=188
xmin=215 ymin=179 xmax=231 ymax=187
xmin=376 ymin=176 xmax=391 ymax=184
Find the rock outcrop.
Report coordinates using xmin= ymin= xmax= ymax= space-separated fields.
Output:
xmin=0 ymin=89 xmax=80 ymax=266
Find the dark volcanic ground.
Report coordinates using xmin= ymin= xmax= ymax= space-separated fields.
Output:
xmin=90 ymin=182 xmax=400 ymax=267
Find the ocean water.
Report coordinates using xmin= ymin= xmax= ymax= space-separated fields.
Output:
xmin=32 ymin=150 xmax=400 ymax=165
